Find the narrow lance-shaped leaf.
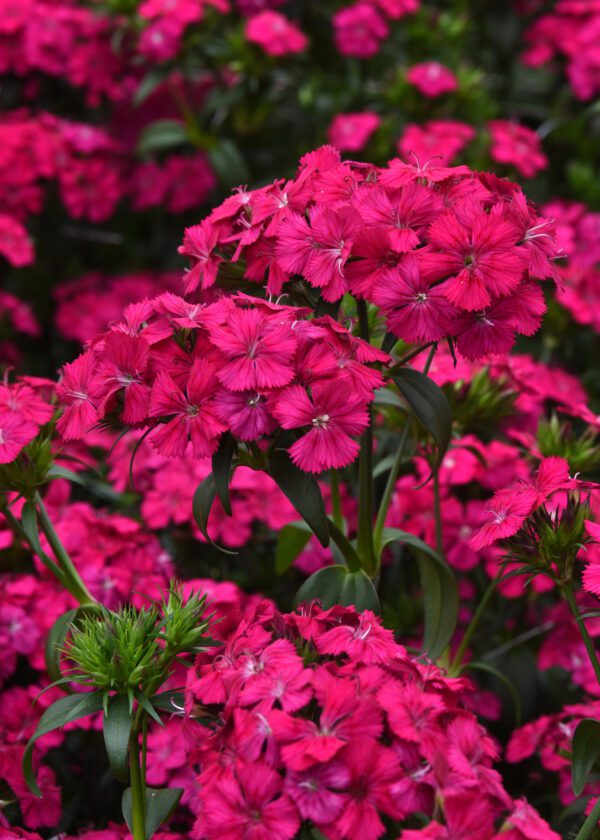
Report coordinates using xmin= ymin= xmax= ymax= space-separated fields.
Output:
xmin=103 ymin=694 xmax=133 ymax=783
xmin=390 ymin=368 xmax=452 ymax=470
xmin=381 ymin=528 xmax=458 ymax=660
xmin=45 ymin=605 xmax=100 ymax=686
xmin=192 ymin=474 xmax=236 ymax=555
xmin=572 ymin=718 xmax=600 ymax=796
xmin=212 ymin=432 xmax=236 ymax=516
xmin=23 ymin=691 xmax=103 ymax=796
xmin=267 ymin=450 xmax=329 ymax=548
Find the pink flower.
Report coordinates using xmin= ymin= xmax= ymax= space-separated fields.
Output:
xmin=500 ymin=798 xmax=561 ymax=839
xmin=315 ymin=610 xmax=399 ymax=663
xmin=372 ymin=254 xmax=457 ymax=343
xmin=0 ymin=411 xmax=39 ymax=463
xmin=284 ymin=762 xmax=349 ymax=827
xmin=208 ymin=306 xmax=297 ymax=391
xmin=178 ymin=220 xmax=223 ymax=293
xmin=90 ymin=333 xmax=152 ymax=424
xmin=487 ymin=121 xmax=548 ymax=178
xmin=333 ymin=3 xmax=389 ymax=59
xmin=407 ymin=61 xmax=458 ymax=97
xmin=420 ymin=207 xmax=527 ymax=311
xmin=56 ymin=352 xmax=99 ymax=440
xmin=272 ymin=383 xmax=369 ymax=473
xmin=213 ymin=390 xmax=275 ymax=440
xmin=0 ymin=214 xmax=34 ymax=266
xmin=333 ymin=737 xmax=402 ymax=840
xmin=201 ymin=762 xmax=300 ymax=840
xmin=245 ymin=11 xmax=308 ymax=55
xmin=469 ymin=487 xmax=538 ymax=550
xmin=327 ymin=112 xmax=381 ymax=152
xmin=148 ymin=359 xmax=226 ymax=458
xmin=396 ymin=121 xmax=475 ymax=165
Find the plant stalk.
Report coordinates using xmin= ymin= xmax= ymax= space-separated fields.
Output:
xmin=563 ymin=585 xmax=600 ymax=687
xmin=449 ymin=571 xmax=503 ymax=675
xmin=128 ymin=732 xmax=146 ymax=840
xmin=574 ymin=796 xmax=600 ymax=840
xmin=355 ymin=299 xmax=376 ymax=576
xmin=34 ymin=491 xmax=96 ymax=605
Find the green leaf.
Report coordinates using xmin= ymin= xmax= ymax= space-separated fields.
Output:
xmin=137 ymin=120 xmax=187 ymax=156
xmin=267 ymin=450 xmax=329 ymax=548
xmin=150 ymin=690 xmax=185 ymax=713
xmin=275 ymin=522 xmax=312 ymax=574
xmin=209 ymin=139 xmax=249 ymax=189
xmin=47 ymin=464 xmax=87 ymax=486
xmin=390 ymin=368 xmax=452 ymax=469
xmin=381 ymin=528 xmax=458 ymax=660
xmin=136 ymin=692 xmax=165 ymax=727
xmin=192 ymin=474 xmax=236 ymax=554
xmin=103 ymin=695 xmax=133 ymax=783
xmin=572 ymin=718 xmax=600 ymax=796
xmin=122 ymin=786 xmax=183 ymax=840
xmin=45 ymin=604 xmax=102 ymax=686
xmin=212 ymin=433 xmax=236 ymax=516
xmin=23 ymin=691 xmax=103 ymax=796
xmin=295 ymin=565 xmax=380 ymax=613
xmin=21 ymin=501 xmax=45 ymax=558
xmin=133 ymin=70 xmax=167 ymax=106
xmin=372 ymin=388 xmax=404 ymax=409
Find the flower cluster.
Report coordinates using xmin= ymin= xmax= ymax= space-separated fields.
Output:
xmin=57 ymin=291 xmax=387 ymax=473
xmin=184 ymin=601 xmax=558 ymax=840
xmin=522 ymin=0 xmax=600 ymax=100
xmin=178 ymin=149 xmax=558 ymax=358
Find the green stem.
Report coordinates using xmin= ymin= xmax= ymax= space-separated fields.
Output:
xmin=34 ymin=492 xmax=96 ymax=606
xmin=141 ymin=716 xmax=148 ymax=803
xmin=387 ymin=342 xmax=436 ymax=376
xmin=563 ymin=586 xmax=600 ymax=687
xmin=1 ymin=503 xmax=66 ymax=583
xmin=330 ymin=471 xmax=343 ymax=532
xmin=355 ymin=299 xmax=376 ymax=576
xmin=373 ymin=420 xmax=411 ymax=555
xmin=128 ymin=732 xmax=146 ymax=840
xmin=449 ymin=571 xmax=503 ymax=675
xmin=575 ymin=797 xmax=600 ymax=840
xmin=328 ymin=518 xmax=361 ymax=573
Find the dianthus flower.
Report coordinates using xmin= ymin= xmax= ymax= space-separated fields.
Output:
xmin=333 ymin=3 xmax=389 ymax=58
xmin=245 ymin=11 xmax=308 ymax=56
xmin=487 ymin=121 xmax=548 ymax=179
xmin=327 ymin=112 xmax=381 ymax=152
xmin=185 ymin=602 xmax=554 ymax=839
xmin=406 ymin=61 xmax=458 ymax=97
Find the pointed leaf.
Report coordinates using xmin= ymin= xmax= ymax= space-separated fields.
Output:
xmin=390 ymin=368 xmax=452 ymax=468
xmin=267 ymin=450 xmax=329 ymax=547
xmin=572 ymin=718 xmax=600 ymax=796
xmin=45 ymin=604 xmax=101 ymax=686
xmin=123 ymin=786 xmax=183 ymax=840
xmin=209 ymin=139 xmax=249 ymax=189
xmin=23 ymin=691 xmax=103 ymax=796
xmin=381 ymin=528 xmax=458 ymax=660
xmin=145 ymin=787 xmax=183 ymax=838
xmin=137 ymin=120 xmax=187 ymax=156
xmin=295 ymin=565 xmax=380 ymax=613
xmin=137 ymin=692 xmax=165 ymax=727
xmin=212 ymin=433 xmax=236 ymax=516
xmin=103 ymin=694 xmax=133 ymax=782
xmin=276 ymin=522 xmax=312 ymax=574
xmin=47 ymin=465 xmax=87 ymax=486
xmin=192 ymin=474 xmax=236 ymax=554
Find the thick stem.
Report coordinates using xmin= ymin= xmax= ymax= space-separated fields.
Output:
xmin=355 ymin=300 xmax=376 ymax=576
xmin=563 ymin=585 xmax=600 ymax=687
xmin=575 ymin=797 xmax=600 ymax=840
xmin=328 ymin=519 xmax=361 ymax=573
xmin=449 ymin=572 xmax=503 ymax=675
xmin=34 ymin=492 xmax=96 ymax=605
xmin=128 ymin=732 xmax=146 ymax=840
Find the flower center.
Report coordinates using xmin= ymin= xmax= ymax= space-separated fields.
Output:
xmin=312 ymin=414 xmax=330 ymax=429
